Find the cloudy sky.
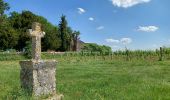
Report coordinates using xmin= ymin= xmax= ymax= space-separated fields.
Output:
xmin=4 ymin=0 xmax=170 ymax=51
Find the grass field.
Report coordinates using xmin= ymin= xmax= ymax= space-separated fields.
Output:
xmin=1 ymin=56 xmax=170 ymax=100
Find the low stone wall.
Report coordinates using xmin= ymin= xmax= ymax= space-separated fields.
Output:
xmin=20 ymin=60 xmax=57 ymax=96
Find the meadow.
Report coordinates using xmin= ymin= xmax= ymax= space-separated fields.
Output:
xmin=1 ymin=51 xmax=170 ymax=100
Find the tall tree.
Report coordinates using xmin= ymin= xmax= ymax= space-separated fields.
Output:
xmin=0 ymin=1 xmax=18 ymax=50
xmin=58 ymin=15 xmax=70 ymax=51
xmin=0 ymin=0 xmax=10 ymax=16
xmin=0 ymin=0 xmax=9 ymax=26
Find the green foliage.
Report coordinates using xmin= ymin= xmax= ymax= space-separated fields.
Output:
xmin=58 ymin=15 xmax=70 ymax=51
xmin=0 ymin=0 xmax=15 ymax=50
xmin=0 ymin=0 xmax=105 ymax=52
xmin=0 ymin=52 xmax=25 ymax=61
xmin=42 ymin=23 xmax=61 ymax=51
xmin=9 ymin=11 xmax=39 ymax=50
xmin=58 ymin=15 xmax=81 ymax=52
xmin=2 ymin=10 xmax=81 ymax=52
xmin=23 ymin=41 xmax=32 ymax=59
xmin=8 ymin=10 xmax=62 ymax=51
xmin=1 ymin=47 xmax=170 ymax=61
xmin=0 ymin=15 xmax=18 ymax=50
xmin=0 ymin=0 xmax=10 ymax=15
xmin=82 ymin=43 xmax=112 ymax=54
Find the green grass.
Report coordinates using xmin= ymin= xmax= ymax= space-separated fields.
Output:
xmin=0 ymin=53 xmax=26 ymax=61
xmin=1 ymin=58 xmax=170 ymax=100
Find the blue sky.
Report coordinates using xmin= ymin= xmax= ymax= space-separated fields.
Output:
xmin=4 ymin=0 xmax=170 ymax=51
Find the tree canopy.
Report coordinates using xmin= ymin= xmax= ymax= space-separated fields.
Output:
xmin=82 ymin=43 xmax=112 ymax=53
xmin=0 ymin=0 xmax=10 ymax=16
xmin=0 ymin=0 xmax=112 ymax=52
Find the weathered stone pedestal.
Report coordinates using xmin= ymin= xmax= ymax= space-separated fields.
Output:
xmin=20 ymin=60 xmax=57 ymax=96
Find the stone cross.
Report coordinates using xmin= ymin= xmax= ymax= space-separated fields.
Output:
xmin=27 ymin=22 xmax=45 ymax=60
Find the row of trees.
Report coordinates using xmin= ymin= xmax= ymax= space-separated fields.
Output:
xmin=0 ymin=0 xmax=112 ymax=53
xmin=82 ymin=43 xmax=112 ymax=53
xmin=0 ymin=0 xmax=80 ymax=52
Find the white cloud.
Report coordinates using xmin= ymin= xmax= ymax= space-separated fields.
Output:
xmin=105 ymin=39 xmax=120 ymax=43
xmin=137 ymin=26 xmax=159 ymax=32
xmin=77 ymin=8 xmax=86 ymax=14
xmin=111 ymin=0 xmax=151 ymax=8
xmin=89 ymin=17 xmax=94 ymax=21
xmin=120 ymin=38 xmax=132 ymax=44
xmin=96 ymin=26 xmax=104 ymax=30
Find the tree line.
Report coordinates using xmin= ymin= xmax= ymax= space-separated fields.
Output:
xmin=0 ymin=0 xmax=112 ymax=53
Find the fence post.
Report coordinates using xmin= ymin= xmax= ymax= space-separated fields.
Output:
xmin=110 ymin=52 xmax=113 ymax=60
xmin=159 ymin=47 xmax=163 ymax=61
xmin=125 ymin=48 xmax=129 ymax=61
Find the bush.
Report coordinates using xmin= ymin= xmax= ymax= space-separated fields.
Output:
xmin=23 ymin=41 xmax=32 ymax=59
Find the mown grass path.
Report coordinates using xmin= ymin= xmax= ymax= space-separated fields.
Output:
xmin=1 ymin=60 xmax=170 ymax=100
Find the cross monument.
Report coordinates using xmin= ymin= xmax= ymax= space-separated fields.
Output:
xmin=27 ymin=22 xmax=45 ymax=60
xmin=20 ymin=22 xmax=63 ymax=99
